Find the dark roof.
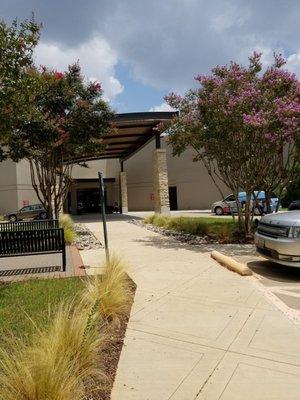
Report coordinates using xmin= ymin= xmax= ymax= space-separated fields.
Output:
xmin=72 ymin=111 xmax=177 ymax=163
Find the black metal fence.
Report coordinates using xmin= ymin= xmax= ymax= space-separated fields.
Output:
xmin=0 ymin=228 xmax=66 ymax=271
xmin=0 ymin=219 xmax=59 ymax=232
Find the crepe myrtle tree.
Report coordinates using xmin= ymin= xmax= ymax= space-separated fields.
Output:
xmin=164 ymin=53 xmax=300 ymax=236
xmin=5 ymin=64 xmax=113 ymax=219
xmin=0 ymin=18 xmax=40 ymax=160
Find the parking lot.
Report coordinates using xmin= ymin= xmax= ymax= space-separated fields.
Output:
xmin=247 ymin=258 xmax=300 ymax=311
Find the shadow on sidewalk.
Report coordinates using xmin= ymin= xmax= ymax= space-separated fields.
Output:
xmin=73 ymin=213 xmax=143 ymax=224
xmin=133 ymin=234 xmax=256 ymax=256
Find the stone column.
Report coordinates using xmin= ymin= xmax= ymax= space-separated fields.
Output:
xmin=120 ymin=171 xmax=128 ymax=213
xmin=153 ymin=149 xmax=170 ymax=214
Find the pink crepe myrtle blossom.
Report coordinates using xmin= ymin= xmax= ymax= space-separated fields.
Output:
xmin=242 ymin=111 xmax=268 ymax=128
xmin=164 ymin=92 xmax=183 ymax=109
xmin=54 ymin=72 xmax=64 ymax=81
xmin=164 ymin=52 xmax=300 ymax=236
xmin=89 ymin=81 xmax=102 ymax=94
xmin=153 ymin=121 xmax=165 ymax=132
xmin=273 ymin=52 xmax=286 ymax=69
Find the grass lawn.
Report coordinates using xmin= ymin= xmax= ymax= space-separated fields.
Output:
xmin=0 ymin=277 xmax=85 ymax=345
xmin=144 ymin=214 xmax=236 ymax=242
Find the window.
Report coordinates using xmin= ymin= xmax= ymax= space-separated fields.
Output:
xmin=224 ymin=195 xmax=236 ymax=202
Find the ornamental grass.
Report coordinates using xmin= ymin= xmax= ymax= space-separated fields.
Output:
xmin=0 ymin=254 xmax=131 ymax=399
xmin=83 ymin=255 xmax=131 ymax=325
xmin=59 ymin=213 xmax=77 ymax=244
xmin=0 ymin=300 xmax=105 ymax=400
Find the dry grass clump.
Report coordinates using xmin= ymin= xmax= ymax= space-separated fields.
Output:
xmin=0 ymin=301 xmax=105 ymax=400
xmin=0 ymin=254 xmax=132 ymax=400
xmin=144 ymin=214 xmax=236 ymax=242
xmin=59 ymin=214 xmax=77 ymax=244
xmin=83 ymin=255 xmax=131 ymax=325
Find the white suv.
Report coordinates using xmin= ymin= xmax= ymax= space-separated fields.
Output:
xmin=254 ymin=211 xmax=300 ymax=267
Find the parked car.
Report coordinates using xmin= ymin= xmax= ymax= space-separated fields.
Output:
xmin=211 ymin=191 xmax=279 ymax=215
xmin=4 ymin=204 xmax=48 ymax=222
xmin=254 ymin=211 xmax=300 ymax=267
xmin=288 ymin=200 xmax=300 ymax=211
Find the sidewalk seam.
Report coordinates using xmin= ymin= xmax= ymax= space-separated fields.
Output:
xmin=193 ymin=308 xmax=255 ymax=399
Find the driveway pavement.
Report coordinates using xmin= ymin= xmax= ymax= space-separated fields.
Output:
xmin=78 ymin=214 xmax=300 ymax=400
xmin=248 ymin=260 xmax=300 ymax=311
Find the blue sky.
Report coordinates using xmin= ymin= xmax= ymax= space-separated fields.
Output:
xmin=112 ymin=63 xmax=166 ymax=113
xmin=1 ymin=0 xmax=300 ymax=113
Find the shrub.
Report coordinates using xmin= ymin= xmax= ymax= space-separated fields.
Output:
xmin=0 ymin=301 xmax=105 ymax=400
xmin=0 ymin=215 xmax=4 ymax=221
xmin=59 ymin=214 xmax=77 ymax=244
xmin=144 ymin=215 xmax=236 ymax=242
xmin=83 ymin=255 xmax=131 ymax=325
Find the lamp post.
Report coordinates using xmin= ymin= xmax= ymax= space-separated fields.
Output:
xmin=98 ymin=172 xmax=109 ymax=263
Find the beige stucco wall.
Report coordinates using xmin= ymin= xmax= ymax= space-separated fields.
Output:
xmin=125 ymin=138 xmax=229 ymax=211
xmin=0 ymin=138 xmax=229 ymax=214
xmin=0 ymin=158 xmax=121 ymax=214
xmin=71 ymin=159 xmax=120 ymax=180
xmin=16 ymin=160 xmax=39 ymax=210
xmin=0 ymin=159 xmax=18 ymax=214
xmin=0 ymin=159 xmax=41 ymax=214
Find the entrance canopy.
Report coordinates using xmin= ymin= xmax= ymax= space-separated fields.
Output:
xmin=73 ymin=111 xmax=177 ymax=163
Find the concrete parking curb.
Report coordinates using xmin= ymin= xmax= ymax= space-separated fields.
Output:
xmin=211 ymin=250 xmax=253 ymax=276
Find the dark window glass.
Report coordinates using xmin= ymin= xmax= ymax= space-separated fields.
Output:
xmin=225 ymin=195 xmax=236 ymax=202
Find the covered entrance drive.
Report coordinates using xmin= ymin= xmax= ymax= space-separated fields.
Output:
xmin=68 ymin=112 xmax=177 ymax=214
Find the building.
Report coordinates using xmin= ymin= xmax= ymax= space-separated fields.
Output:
xmin=0 ymin=112 xmax=228 ymax=215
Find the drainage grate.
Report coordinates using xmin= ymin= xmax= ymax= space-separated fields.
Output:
xmin=0 ymin=266 xmax=61 ymax=276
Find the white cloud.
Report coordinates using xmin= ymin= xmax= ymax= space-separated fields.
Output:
xmin=3 ymin=0 xmax=300 ymax=97
xmin=149 ymin=102 xmax=175 ymax=112
xmin=210 ymin=4 xmax=250 ymax=32
xmin=34 ymin=37 xmax=123 ymax=101
xmin=97 ymin=0 xmax=300 ymax=91
xmin=286 ymin=52 xmax=300 ymax=76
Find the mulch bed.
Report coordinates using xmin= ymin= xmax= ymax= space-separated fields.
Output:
xmin=85 ymin=277 xmax=136 ymax=400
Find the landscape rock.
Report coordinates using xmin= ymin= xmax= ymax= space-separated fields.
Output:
xmin=74 ymin=224 xmax=103 ymax=250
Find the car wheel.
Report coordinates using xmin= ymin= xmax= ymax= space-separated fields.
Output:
xmin=9 ymin=215 xmax=17 ymax=223
xmin=39 ymin=212 xmax=48 ymax=220
xmin=215 ymin=206 xmax=224 ymax=216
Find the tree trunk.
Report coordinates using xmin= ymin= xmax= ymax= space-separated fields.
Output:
xmin=244 ymin=192 xmax=252 ymax=236
xmin=29 ymin=155 xmax=72 ymax=221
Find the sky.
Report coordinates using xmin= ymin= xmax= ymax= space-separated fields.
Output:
xmin=1 ymin=0 xmax=300 ymax=113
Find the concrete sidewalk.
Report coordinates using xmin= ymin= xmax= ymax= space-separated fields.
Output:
xmin=82 ymin=217 xmax=300 ymax=400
